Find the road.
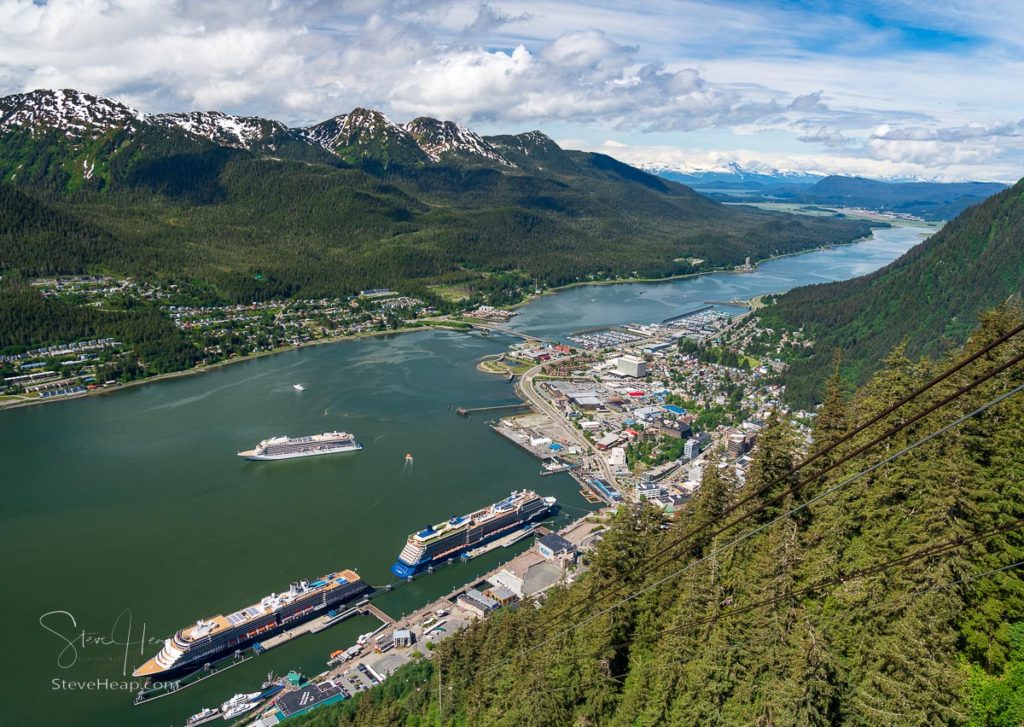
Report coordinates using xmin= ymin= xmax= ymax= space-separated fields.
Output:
xmin=517 ymin=361 xmax=619 ymax=488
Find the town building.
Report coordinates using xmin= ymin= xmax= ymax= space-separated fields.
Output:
xmin=392 ymin=629 xmax=414 ymax=648
xmin=684 ymin=433 xmax=712 ymax=460
xmin=484 ymin=585 xmax=518 ymax=606
xmin=640 ymin=459 xmax=681 ymax=484
xmin=607 ymin=446 xmax=627 ymax=472
xmin=655 ymin=419 xmax=692 ymax=440
xmin=275 ymin=679 xmax=348 ymax=720
xmin=636 ymin=481 xmax=666 ymax=500
xmin=616 ymin=355 xmax=648 ymax=378
xmin=727 ymin=432 xmax=749 ymax=458
xmin=489 ymin=559 xmax=565 ymax=599
xmin=457 ymin=588 xmax=500 ymax=618
xmin=596 ymin=432 xmax=624 ymax=450
xmin=536 ymin=533 xmax=577 ymax=567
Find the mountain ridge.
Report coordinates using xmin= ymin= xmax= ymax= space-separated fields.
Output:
xmin=1 ymin=89 xmax=524 ymax=171
xmin=757 ymin=177 xmax=1024 ymax=404
xmin=0 ymin=87 xmax=875 ymax=306
xmin=648 ymin=161 xmax=1008 ymax=219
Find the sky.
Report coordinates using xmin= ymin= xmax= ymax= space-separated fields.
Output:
xmin=1 ymin=0 xmax=1022 ymax=181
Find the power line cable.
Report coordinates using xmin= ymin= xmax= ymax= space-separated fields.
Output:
xmin=463 ymin=379 xmax=1024 ymax=684
xmin=541 ymin=346 xmax=1024 ymax=635
xmin=537 ymin=329 xmax=1024 ymax=633
xmin=525 ymin=556 xmax=1024 ymax=702
xmin=459 ymin=518 xmax=1024 ymax=699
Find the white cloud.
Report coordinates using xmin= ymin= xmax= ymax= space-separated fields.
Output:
xmin=583 ymin=140 xmax=1016 ymax=183
xmin=0 ymin=0 xmax=1020 ymax=180
xmin=797 ymin=126 xmax=851 ymax=147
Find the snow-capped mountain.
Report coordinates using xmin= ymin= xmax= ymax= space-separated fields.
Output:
xmin=642 ymin=161 xmax=825 ymax=188
xmin=150 ymin=111 xmax=289 ymax=150
xmin=403 ymin=117 xmax=514 ymax=166
xmin=0 ymin=89 xmax=142 ymax=139
xmin=0 ymin=88 xmax=549 ymax=170
xmin=301 ymin=108 xmax=429 ymax=166
xmin=302 ymin=108 xmax=401 ymax=149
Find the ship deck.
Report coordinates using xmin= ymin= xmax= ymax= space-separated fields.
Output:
xmin=166 ymin=570 xmax=361 ymax=643
xmin=415 ymin=496 xmax=539 ymax=544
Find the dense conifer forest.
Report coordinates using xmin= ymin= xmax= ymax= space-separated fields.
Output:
xmin=757 ymin=179 xmax=1024 ymax=406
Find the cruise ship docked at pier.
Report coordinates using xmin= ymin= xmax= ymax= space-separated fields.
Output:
xmin=391 ymin=490 xmax=556 ymax=578
xmin=237 ymin=431 xmax=362 ymax=461
xmin=132 ymin=569 xmax=370 ymax=679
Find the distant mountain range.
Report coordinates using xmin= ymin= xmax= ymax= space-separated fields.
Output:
xmin=649 ymin=163 xmax=824 ymax=190
xmin=759 ymin=177 xmax=1024 ymax=404
xmin=646 ymin=163 xmax=1007 ymax=220
xmin=0 ymin=89 xmax=872 ymax=303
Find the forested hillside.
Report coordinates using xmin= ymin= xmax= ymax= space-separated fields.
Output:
xmin=293 ymin=307 xmax=1024 ymax=726
xmin=758 ymin=179 xmax=1024 ymax=405
xmin=0 ymin=89 xmax=872 ymax=303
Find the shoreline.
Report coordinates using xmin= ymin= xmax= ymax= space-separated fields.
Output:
xmin=504 ymin=230 xmax=881 ymax=310
xmin=0 ymin=322 xmax=471 ymax=412
xmin=1 ymin=227 xmax=893 ymax=413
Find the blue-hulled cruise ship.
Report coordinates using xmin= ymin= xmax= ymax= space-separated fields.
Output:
xmin=391 ymin=490 xmax=556 ymax=578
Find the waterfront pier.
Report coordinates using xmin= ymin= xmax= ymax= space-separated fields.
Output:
xmin=455 ymin=403 xmax=531 ymax=417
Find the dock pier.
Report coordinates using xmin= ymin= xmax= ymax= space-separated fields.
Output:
xmin=455 ymin=403 xmax=531 ymax=417
xmin=254 ymin=599 xmax=396 ymax=653
xmin=662 ymin=304 xmax=715 ymax=324
xmin=359 ymin=602 xmax=396 ymax=626
xmin=462 ymin=524 xmax=541 ymax=561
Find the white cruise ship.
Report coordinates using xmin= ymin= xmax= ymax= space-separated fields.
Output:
xmin=237 ymin=431 xmax=362 ymax=461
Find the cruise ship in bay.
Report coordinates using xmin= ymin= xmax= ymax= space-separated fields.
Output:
xmin=391 ymin=490 xmax=556 ymax=578
xmin=237 ymin=431 xmax=362 ymax=461
xmin=132 ymin=569 xmax=370 ymax=680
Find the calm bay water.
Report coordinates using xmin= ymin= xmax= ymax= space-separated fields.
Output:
xmin=510 ymin=225 xmax=929 ymax=336
xmin=0 ymin=223 xmax=928 ymax=726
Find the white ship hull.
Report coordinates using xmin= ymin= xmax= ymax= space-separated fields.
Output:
xmin=239 ymin=442 xmax=363 ymax=461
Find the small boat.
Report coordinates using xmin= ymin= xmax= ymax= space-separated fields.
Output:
xmin=405 ymin=452 xmax=413 ymax=462
xmin=220 ymin=692 xmax=260 ymax=720
xmin=186 ymin=707 xmax=220 ymax=726
xmin=293 ymin=384 xmax=305 ymax=391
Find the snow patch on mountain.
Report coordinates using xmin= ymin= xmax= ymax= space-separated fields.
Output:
xmin=403 ymin=118 xmax=514 ymax=166
xmin=301 ymin=108 xmax=411 ymax=150
xmin=0 ymin=89 xmax=142 ymax=139
xmin=151 ymin=111 xmax=287 ymax=150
